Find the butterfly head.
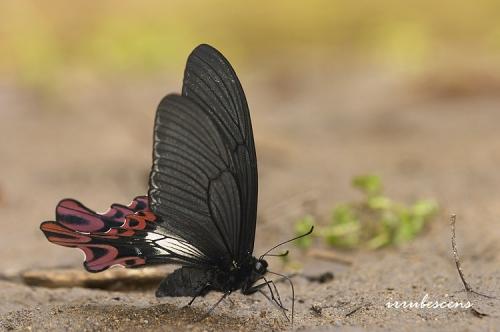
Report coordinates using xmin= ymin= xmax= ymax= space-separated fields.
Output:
xmin=242 ymin=257 xmax=268 ymax=287
xmin=254 ymin=258 xmax=268 ymax=275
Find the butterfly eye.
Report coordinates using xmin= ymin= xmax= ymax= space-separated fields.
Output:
xmin=254 ymin=259 xmax=268 ymax=273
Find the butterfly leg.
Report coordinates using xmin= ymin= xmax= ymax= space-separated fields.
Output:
xmin=259 ymin=277 xmax=286 ymax=311
xmin=242 ymin=279 xmax=272 ymax=295
xmin=243 ymin=279 xmax=283 ymax=308
xmin=267 ymin=271 xmax=295 ymax=326
xmin=195 ymin=291 xmax=231 ymax=322
xmin=257 ymin=289 xmax=290 ymax=320
xmin=264 ymin=277 xmax=285 ymax=309
xmin=187 ymin=282 xmax=210 ymax=306
xmin=243 ymin=279 xmax=289 ymax=320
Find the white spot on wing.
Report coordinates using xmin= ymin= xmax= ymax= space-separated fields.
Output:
xmin=146 ymin=233 xmax=163 ymax=241
xmin=156 ymin=237 xmax=205 ymax=258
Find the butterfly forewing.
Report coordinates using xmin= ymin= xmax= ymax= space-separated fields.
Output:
xmin=149 ymin=94 xmax=248 ymax=268
xmin=182 ymin=44 xmax=258 ymax=262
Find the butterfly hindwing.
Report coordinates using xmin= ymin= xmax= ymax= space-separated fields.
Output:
xmin=40 ymin=196 xmax=209 ymax=272
xmin=41 ymin=196 xmax=153 ymax=272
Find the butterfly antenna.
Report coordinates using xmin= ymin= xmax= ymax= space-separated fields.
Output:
xmin=259 ymin=226 xmax=313 ymax=259
xmin=263 ymin=250 xmax=289 ymax=257
xmin=267 ymin=271 xmax=295 ymax=326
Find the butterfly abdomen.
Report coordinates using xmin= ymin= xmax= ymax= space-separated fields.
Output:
xmin=156 ymin=267 xmax=212 ymax=297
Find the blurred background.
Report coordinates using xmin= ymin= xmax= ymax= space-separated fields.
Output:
xmin=2 ymin=0 xmax=500 ymax=272
xmin=3 ymin=1 xmax=500 ymax=91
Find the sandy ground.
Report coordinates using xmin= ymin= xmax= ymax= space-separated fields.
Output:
xmin=0 ymin=64 xmax=499 ymax=331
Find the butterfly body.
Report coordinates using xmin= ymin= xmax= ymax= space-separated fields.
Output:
xmin=155 ymin=256 xmax=268 ymax=298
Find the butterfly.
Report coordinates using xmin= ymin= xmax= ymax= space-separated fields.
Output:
xmin=40 ymin=44 xmax=313 ymax=322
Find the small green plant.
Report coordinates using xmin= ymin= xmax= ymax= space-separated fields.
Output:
xmin=295 ymin=175 xmax=438 ymax=250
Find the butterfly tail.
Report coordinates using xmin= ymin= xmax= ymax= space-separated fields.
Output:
xmin=40 ymin=196 xmax=161 ymax=272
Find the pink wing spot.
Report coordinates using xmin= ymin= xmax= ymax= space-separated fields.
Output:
xmin=41 ymin=222 xmax=92 ymax=244
xmin=56 ymin=196 xmax=151 ymax=233
xmin=57 ymin=200 xmax=108 ymax=233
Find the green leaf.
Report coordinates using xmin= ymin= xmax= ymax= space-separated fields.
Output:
xmin=412 ymin=199 xmax=438 ymax=218
xmin=324 ymin=224 xmax=361 ymax=248
xmin=326 ymin=206 xmax=361 ymax=248
xmin=332 ymin=204 xmax=358 ymax=225
xmin=294 ymin=174 xmax=439 ymax=250
xmin=352 ymin=174 xmax=382 ymax=196
xmin=367 ymin=195 xmax=392 ymax=210
xmin=367 ymin=230 xmax=391 ymax=249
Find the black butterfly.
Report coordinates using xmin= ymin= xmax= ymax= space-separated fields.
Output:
xmin=41 ymin=44 xmax=313 ymax=322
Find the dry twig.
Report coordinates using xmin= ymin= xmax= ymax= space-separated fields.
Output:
xmin=22 ymin=267 xmax=166 ymax=290
xmin=307 ymin=248 xmax=353 ymax=266
xmin=449 ymin=214 xmax=497 ymax=318
xmin=450 ymin=214 xmax=495 ymax=299
xmin=345 ymin=304 xmax=363 ymax=317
